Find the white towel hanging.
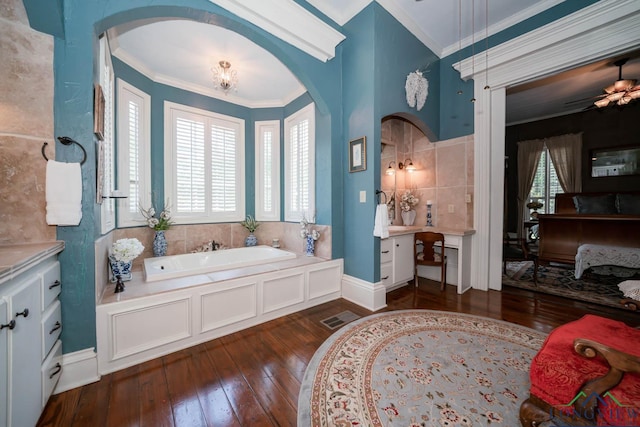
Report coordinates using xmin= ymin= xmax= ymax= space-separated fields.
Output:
xmin=373 ymin=204 xmax=389 ymax=238
xmin=46 ymin=160 xmax=82 ymax=226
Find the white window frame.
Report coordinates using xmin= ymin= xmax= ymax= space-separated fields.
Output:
xmin=99 ymin=34 xmax=115 ymax=234
xmin=116 ymin=79 xmax=151 ymax=227
xmin=164 ymin=101 xmax=245 ymax=224
xmin=255 ymin=120 xmax=281 ymax=221
xmin=284 ymin=103 xmax=315 ymax=223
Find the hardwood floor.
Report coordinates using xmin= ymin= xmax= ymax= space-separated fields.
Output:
xmin=38 ymin=279 xmax=639 ymax=427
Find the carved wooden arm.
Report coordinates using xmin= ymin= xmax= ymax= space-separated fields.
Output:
xmin=572 ymin=338 xmax=640 ymax=410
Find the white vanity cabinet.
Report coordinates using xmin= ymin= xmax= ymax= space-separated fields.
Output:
xmin=0 ymin=300 xmax=7 ymax=427
xmin=0 ymin=244 xmax=63 ymax=427
xmin=380 ymin=234 xmax=415 ymax=291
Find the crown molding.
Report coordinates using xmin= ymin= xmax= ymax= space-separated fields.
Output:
xmin=305 ymin=0 xmax=370 ymax=26
xmin=111 ymin=42 xmax=306 ymax=109
xmin=455 ymin=0 xmax=640 ymax=87
xmin=209 ymin=0 xmax=345 ymax=62
xmin=441 ymin=0 xmax=564 ymax=58
xmin=376 ymin=0 xmax=443 ymax=56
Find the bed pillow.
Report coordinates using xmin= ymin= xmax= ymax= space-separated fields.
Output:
xmin=616 ymin=193 xmax=640 ymax=215
xmin=572 ymin=194 xmax=617 ymax=214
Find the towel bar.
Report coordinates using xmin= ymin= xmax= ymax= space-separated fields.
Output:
xmin=42 ymin=136 xmax=87 ymax=165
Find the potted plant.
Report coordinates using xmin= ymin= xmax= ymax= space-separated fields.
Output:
xmin=300 ymin=214 xmax=321 ymax=256
xmin=241 ymin=215 xmax=260 ymax=246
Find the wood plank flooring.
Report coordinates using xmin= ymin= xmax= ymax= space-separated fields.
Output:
xmin=38 ymin=280 xmax=639 ymax=427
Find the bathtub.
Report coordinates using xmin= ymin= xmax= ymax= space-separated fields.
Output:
xmin=143 ymin=245 xmax=297 ymax=282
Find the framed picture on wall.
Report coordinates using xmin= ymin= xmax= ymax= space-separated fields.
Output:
xmin=349 ymin=136 xmax=366 ymax=173
xmin=94 ymin=83 xmax=105 ymax=140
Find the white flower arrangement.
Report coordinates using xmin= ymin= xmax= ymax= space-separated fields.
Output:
xmin=399 ymin=189 xmax=420 ymax=212
xmin=300 ymin=214 xmax=321 ymax=241
xmin=111 ymin=238 xmax=144 ymax=263
xmin=140 ymin=201 xmax=174 ymax=231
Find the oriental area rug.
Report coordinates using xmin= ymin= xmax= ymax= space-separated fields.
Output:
xmin=503 ymin=261 xmax=640 ymax=310
xmin=298 ymin=310 xmax=546 ymax=426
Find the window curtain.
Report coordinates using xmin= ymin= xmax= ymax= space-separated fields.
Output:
xmin=516 ymin=139 xmax=545 ymax=238
xmin=545 ymin=132 xmax=583 ymax=193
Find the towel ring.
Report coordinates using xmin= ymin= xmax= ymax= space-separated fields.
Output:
xmin=41 ymin=136 xmax=87 ymax=165
xmin=375 ymin=190 xmax=387 ymax=204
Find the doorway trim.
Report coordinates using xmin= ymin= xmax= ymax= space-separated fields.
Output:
xmin=454 ymin=0 xmax=640 ymax=291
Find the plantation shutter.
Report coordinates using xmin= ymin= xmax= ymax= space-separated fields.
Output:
xmin=175 ymin=117 xmax=206 ymax=213
xmin=284 ymin=103 xmax=315 ymax=222
xmin=126 ymin=99 xmax=140 ymax=213
xmin=211 ymin=124 xmax=236 ymax=212
xmin=289 ymin=120 xmax=310 ymax=213
xmin=255 ymin=121 xmax=280 ymax=221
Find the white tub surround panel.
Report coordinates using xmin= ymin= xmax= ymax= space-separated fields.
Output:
xmin=96 ymin=257 xmax=343 ymax=375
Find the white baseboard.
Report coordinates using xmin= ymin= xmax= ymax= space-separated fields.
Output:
xmin=54 ymin=347 xmax=101 ymax=394
xmin=341 ymin=274 xmax=387 ymax=312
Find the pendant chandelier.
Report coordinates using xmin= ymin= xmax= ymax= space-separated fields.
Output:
xmin=211 ymin=60 xmax=238 ymax=94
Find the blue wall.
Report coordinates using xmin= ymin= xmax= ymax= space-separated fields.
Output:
xmin=22 ymin=0 xmax=599 ymax=354
xmin=341 ymin=3 xmax=439 ymax=282
xmin=27 ymin=0 xmax=343 ymax=353
xmin=438 ymin=0 xmax=599 ymax=140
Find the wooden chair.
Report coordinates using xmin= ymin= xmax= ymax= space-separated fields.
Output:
xmin=519 ymin=314 xmax=640 ymax=427
xmin=503 ymin=235 xmax=538 ymax=285
xmin=414 ymin=232 xmax=446 ymax=291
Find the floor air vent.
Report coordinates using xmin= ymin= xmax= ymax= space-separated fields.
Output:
xmin=320 ymin=311 xmax=361 ymax=330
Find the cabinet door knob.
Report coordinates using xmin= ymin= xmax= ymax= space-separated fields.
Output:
xmin=49 ymin=363 xmax=62 ymax=379
xmin=49 ymin=321 xmax=62 ymax=335
xmin=396 ymin=244 xmax=400 ymax=247
xmin=381 ymin=250 xmax=390 ymax=254
xmin=16 ymin=308 xmax=29 ymax=318
xmin=49 ymin=280 xmax=61 ymax=290
xmin=0 ymin=320 xmax=15 ymax=330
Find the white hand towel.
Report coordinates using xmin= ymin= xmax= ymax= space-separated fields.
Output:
xmin=46 ymin=160 xmax=82 ymax=226
xmin=373 ymin=204 xmax=389 ymax=238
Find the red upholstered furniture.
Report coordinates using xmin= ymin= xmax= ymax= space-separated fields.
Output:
xmin=520 ymin=315 xmax=640 ymax=427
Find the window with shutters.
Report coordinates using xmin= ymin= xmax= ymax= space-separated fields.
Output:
xmin=117 ymin=79 xmax=151 ymax=227
xmin=284 ymin=103 xmax=315 ymax=222
xmin=99 ymin=34 xmax=116 ymax=234
xmin=255 ymin=120 xmax=280 ymax=221
xmin=164 ymin=102 xmax=245 ymax=224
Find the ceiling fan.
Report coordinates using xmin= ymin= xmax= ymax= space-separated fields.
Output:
xmin=592 ymin=58 xmax=640 ymax=108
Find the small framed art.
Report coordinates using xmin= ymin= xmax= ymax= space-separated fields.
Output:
xmin=349 ymin=136 xmax=366 ymax=173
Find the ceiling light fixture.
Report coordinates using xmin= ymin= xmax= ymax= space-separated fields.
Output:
xmin=386 ymin=161 xmax=396 ymax=176
xmin=212 ymin=60 xmax=238 ymax=94
xmin=398 ymin=159 xmax=416 ymax=173
xmin=594 ymin=58 xmax=640 ymax=108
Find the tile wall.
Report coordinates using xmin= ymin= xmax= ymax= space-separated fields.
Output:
xmin=0 ymin=0 xmax=55 ymax=244
xmin=382 ymin=118 xmax=474 ymax=230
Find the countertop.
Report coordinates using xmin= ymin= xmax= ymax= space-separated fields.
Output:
xmin=386 ymin=225 xmax=475 ymax=238
xmin=0 ymin=241 xmax=65 ymax=286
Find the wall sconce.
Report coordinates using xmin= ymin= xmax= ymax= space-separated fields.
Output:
xmin=398 ymin=158 xmax=416 ymax=172
xmin=386 ymin=161 xmax=396 ymax=175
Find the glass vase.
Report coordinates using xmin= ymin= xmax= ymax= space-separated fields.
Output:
xmin=153 ymin=230 xmax=167 ymax=257
xmin=109 ymin=255 xmax=132 ymax=282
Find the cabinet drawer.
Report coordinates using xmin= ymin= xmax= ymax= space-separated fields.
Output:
xmin=42 ymin=301 xmax=62 ymax=361
xmin=42 ymin=340 xmax=62 ymax=407
xmin=41 ymin=261 xmax=61 ymax=311
xmin=380 ymin=262 xmax=393 ymax=288
xmin=380 ymin=239 xmax=393 ymax=263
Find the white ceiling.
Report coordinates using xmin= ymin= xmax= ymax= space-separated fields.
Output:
xmin=108 ymin=0 xmax=640 ymax=124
